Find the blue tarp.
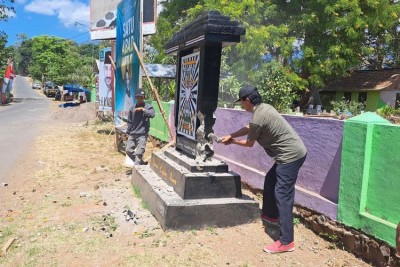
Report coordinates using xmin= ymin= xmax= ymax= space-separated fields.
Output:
xmin=63 ymin=84 xmax=91 ymax=94
xmin=58 ymin=102 xmax=80 ymax=108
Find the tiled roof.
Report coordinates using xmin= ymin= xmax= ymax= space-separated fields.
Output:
xmin=323 ymin=69 xmax=400 ymax=92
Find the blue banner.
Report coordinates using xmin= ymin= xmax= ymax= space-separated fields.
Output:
xmin=115 ymin=0 xmax=141 ymax=126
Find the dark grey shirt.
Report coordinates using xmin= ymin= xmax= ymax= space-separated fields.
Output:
xmin=126 ymin=103 xmax=155 ymax=135
xmin=247 ymin=103 xmax=307 ymax=163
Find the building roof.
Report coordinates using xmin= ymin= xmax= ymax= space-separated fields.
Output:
xmin=323 ymin=69 xmax=400 ymax=92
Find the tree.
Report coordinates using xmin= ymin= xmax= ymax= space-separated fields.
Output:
xmin=13 ymin=34 xmax=33 ymax=76
xmin=29 ymin=36 xmax=66 ymax=84
xmin=11 ymin=34 xmax=98 ymax=88
xmin=187 ymin=0 xmax=400 ymax=108
xmin=0 ymin=0 xmax=15 ymax=74
xmin=0 ymin=0 xmax=14 ymax=21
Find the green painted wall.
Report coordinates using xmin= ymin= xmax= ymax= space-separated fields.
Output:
xmin=338 ymin=112 xmax=399 ymax=246
xmin=336 ymin=92 xmax=344 ymax=101
xmin=332 ymin=91 xmax=386 ymax=112
xmin=365 ymin=91 xmax=380 ymax=111
xmin=377 ymin=96 xmax=386 ymax=109
xmin=146 ymin=100 xmax=172 ymax=142
xmin=351 ymin=92 xmax=358 ymax=102
xmin=90 ymin=85 xmax=96 ymax=103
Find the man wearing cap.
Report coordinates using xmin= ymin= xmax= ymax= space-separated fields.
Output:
xmin=126 ymin=88 xmax=155 ymax=165
xmin=221 ymin=85 xmax=307 ymax=254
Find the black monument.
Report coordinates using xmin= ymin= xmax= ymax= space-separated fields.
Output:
xmin=131 ymin=11 xmax=259 ymax=229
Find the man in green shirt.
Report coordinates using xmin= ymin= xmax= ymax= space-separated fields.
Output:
xmin=221 ymin=85 xmax=307 ymax=254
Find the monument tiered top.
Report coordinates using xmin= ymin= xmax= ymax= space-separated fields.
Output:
xmin=165 ymin=11 xmax=246 ymax=54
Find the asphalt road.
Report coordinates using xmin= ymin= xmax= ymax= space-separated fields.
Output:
xmin=0 ymin=76 xmax=51 ymax=183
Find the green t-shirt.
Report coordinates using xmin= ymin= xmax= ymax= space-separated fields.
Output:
xmin=247 ymin=103 xmax=307 ymax=164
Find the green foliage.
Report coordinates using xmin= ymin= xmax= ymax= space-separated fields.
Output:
xmin=0 ymin=44 xmax=12 ymax=78
xmin=142 ymin=78 xmax=176 ymax=102
xmin=330 ymin=97 xmax=365 ymax=116
xmin=13 ymin=34 xmax=32 ymax=76
xmin=377 ymin=105 xmax=400 ymax=118
xmin=139 ymin=230 xmax=155 ymax=239
xmin=8 ymin=35 xmax=99 ymax=87
xmin=218 ymin=55 xmax=242 ymax=106
xmin=186 ymin=0 xmax=400 ymax=105
xmin=0 ymin=0 xmax=14 ymax=75
xmin=219 ymin=75 xmax=242 ymax=107
xmin=252 ymin=62 xmax=301 ymax=113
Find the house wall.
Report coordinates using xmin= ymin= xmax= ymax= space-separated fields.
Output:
xmin=330 ymin=91 xmax=387 ymax=111
xmin=380 ymin=90 xmax=400 ymax=107
xmin=212 ymin=108 xmax=343 ymax=219
xmin=336 ymin=92 xmax=344 ymax=101
xmin=351 ymin=92 xmax=359 ymax=102
xmin=365 ymin=91 xmax=381 ymax=111
xmin=338 ymin=112 xmax=399 ymax=247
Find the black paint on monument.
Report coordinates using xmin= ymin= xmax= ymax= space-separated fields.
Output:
xmin=128 ymin=11 xmax=259 ymax=230
xmin=165 ymin=11 xmax=245 ymax=159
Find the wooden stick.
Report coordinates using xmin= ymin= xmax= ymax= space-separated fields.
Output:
xmin=132 ymin=43 xmax=174 ymax=140
xmin=108 ymin=54 xmax=119 ymax=150
xmin=1 ymin=237 xmax=16 ymax=256
xmin=108 ymin=55 xmax=116 ymax=71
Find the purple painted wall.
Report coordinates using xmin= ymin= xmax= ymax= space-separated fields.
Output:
xmin=212 ymin=108 xmax=344 ymax=220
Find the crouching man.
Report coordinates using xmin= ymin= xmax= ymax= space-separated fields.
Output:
xmin=126 ymin=88 xmax=155 ymax=165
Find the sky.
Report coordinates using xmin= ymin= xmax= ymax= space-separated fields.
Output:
xmin=2 ymin=0 xmax=92 ymax=46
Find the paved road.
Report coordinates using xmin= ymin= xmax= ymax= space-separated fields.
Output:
xmin=0 ymin=76 xmax=51 ymax=183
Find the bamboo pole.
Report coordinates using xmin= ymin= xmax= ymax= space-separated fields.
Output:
xmin=108 ymin=55 xmax=116 ymax=72
xmin=132 ymin=42 xmax=174 ymax=140
xmin=107 ymin=54 xmax=118 ymax=148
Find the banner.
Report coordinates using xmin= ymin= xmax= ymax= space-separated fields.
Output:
xmin=98 ymin=47 xmax=112 ymax=111
xmin=90 ymin=0 xmax=156 ymax=39
xmin=90 ymin=0 xmax=119 ymax=40
xmin=115 ymin=0 xmax=141 ymax=126
xmin=177 ymin=52 xmax=200 ymax=140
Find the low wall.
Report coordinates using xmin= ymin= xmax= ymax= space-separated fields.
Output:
xmin=213 ymin=108 xmax=344 ymax=220
xmin=148 ymin=100 xmax=174 ymax=142
xmin=163 ymin=105 xmax=398 ymax=247
xmin=338 ymin=112 xmax=400 ymax=247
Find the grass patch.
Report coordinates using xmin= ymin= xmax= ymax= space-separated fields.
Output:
xmin=132 ymin=185 xmax=142 ymax=198
xmin=0 ymin=227 xmax=14 ymax=243
xmin=141 ymin=200 xmax=150 ymax=210
xmin=131 ymin=185 xmax=149 ymax=210
xmin=293 ymin=217 xmax=301 ymax=226
xmin=90 ymin=214 xmax=118 ymax=232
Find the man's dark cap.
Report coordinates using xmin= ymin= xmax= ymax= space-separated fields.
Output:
xmin=135 ymin=88 xmax=145 ymax=97
xmin=234 ymin=85 xmax=258 ymax=102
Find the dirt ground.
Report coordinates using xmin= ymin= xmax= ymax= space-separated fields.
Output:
xmin=0 ymin=101 xmax=372 ymax=267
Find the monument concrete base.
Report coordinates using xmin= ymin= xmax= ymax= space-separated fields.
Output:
xmin=131 ymin=148 xmax=260 ymax=230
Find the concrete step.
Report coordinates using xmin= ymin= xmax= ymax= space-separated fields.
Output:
xmin=131 ymin=165 xmax=260 ymax=230
xmin=150 ymin=149 xmax=242 ymax=199
xmin=162 ymin=147 xmax=229 ymax=173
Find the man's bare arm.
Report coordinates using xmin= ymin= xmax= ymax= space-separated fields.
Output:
xmin=221 ymin=124 xmax=250 ymax=143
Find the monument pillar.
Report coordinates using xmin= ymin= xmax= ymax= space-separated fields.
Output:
xmin=130 ymin=11 xmax=259 ymax=230
xmin=165 ymin=11 xmax=244 ymax=159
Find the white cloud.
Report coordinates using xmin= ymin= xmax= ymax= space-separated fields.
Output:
xmin=24 ymin=0 xmax=89 ymax=28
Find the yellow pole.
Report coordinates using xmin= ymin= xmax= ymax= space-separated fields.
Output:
xmin=132 ymin=42 xmax=174 ymax=140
